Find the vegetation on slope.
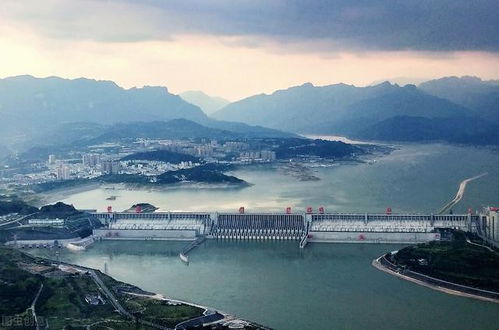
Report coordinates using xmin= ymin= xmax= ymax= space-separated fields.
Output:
xmin=156 ymin=163 xmax=246 ymax=185
xmin=273 ymin=138 xmax=362 ymax=159
xmin=0 ymin=197 xmax=39 ymax=216
xmin=0 ymin=247 xmax=206 ymax=329
xmin=390 ymin=231 xmax=499 ymax=292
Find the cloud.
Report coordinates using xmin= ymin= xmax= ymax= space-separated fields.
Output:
xmin=2 ymin=0 xmax=499 ymax=52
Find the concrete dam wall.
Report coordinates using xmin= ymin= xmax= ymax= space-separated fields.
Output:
xmin=92 ymin=211 xmax=476 ymax=244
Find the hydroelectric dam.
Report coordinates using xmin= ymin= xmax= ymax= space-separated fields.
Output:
xmin=91 ymin=209 xmax=483 ymax=247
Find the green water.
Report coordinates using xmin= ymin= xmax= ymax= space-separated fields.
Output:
xmin=33 ymin=240 xmax=499 ymax=330
xmin=37 ymin=142 xmax=499 ymax=329
xmin=55 ymin=143 xmax=499 ymax=214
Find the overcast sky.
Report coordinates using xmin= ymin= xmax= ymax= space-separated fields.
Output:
xmin=1 ymin=0 xmax=498 ymax=100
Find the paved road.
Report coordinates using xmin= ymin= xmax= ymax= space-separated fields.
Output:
xmin=175 ymin=312 xmax=224 ymax=329
xmin=89 ymin=270 xmax=173 ymax=329
xmin=465 ymin=237 xmax=495 ymax=252
xmin=27 ymin=283 xmax=44 ymax=330
xmin=89 ymin=270 xmax=132 ymax=318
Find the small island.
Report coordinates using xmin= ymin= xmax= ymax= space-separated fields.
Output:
xmin=99 ymin=163 xmax=247 ymax=186
xmin=373 ymin=231 xmax=499 ymax=303
xmin=125 ymin=203 xmax=159 ymax=213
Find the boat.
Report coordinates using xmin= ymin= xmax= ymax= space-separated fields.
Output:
xmin=179 ymin=253 xmax=189 ymax=264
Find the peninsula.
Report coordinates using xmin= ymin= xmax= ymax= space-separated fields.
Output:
xmin=373 ymin=231 xmax=499 ymax=303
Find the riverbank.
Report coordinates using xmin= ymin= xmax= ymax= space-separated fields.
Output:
xmin=373 ymin=254 xmax=499 ymax=304
xmin=2 ymin=246 xmax=268 ymax=329
xmin=35 ymin=182 xmax=102 ymax=206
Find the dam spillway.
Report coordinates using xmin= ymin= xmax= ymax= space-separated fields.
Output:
xmin=211 ymin=213 xmax=306 ymax=240
xmin=92 ymin=211 xmax=478 ymax=245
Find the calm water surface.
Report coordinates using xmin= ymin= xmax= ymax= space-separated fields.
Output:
xmin=33 ymin=241 xmax=499 ymax=330
xmin=56 ymin=143 xmax=499 ymax=214
xmin=38 ymin=142 xmax=499 ymax=329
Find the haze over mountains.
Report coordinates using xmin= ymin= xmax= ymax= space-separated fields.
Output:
xmin=0 ymin=75 xmax=498 ymax=151
xmin=0 ymin=75 xmax=291 ymax=149
xmin=40 ymin=119 xmax=292 ymax=149
xmin=213 ymin=77 xmax=499 ymax=144
xmin=180 ymin=91 xmax=230 ymax=115
xmin=0 ymin=75 xmax=202 ymax=142
xmin=419 ymin=76 xmax=499 ymax=122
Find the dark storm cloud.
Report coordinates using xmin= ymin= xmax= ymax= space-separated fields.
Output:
xmin=5 ymin=0 xmax=499 ymax=51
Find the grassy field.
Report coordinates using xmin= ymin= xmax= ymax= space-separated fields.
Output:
xmin=391 ymin=231 xmax=499 ymax=291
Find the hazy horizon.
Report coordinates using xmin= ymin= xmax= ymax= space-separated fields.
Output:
xmin=1 ymin=0 xmax=498 ymax=100
xmin=1 ymin=73 xmax=498 ymax=103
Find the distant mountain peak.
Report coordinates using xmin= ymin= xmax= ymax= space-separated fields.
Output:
xmin=378 ymin=81 xmax=395 ymax=87
xmin=131 ymin=85 xmax=169 ymax=93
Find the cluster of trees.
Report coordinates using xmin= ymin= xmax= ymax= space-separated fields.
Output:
xmin=393 ymin=235 xmax=499 ymax=291
xmin=157 ymin=163 xmax=245 ymax=185
xmin=273 ymin=138 xmax=362 ymax=159
xmin=0 ymin=199 xmax=38 ymax=216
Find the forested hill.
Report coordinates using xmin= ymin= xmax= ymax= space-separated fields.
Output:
xmin=213 ymin=80 xmax=499 ymax=145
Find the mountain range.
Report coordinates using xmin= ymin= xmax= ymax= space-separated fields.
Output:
xmin=0 ymin=75 xmax=291 ymax=149
xmin=213 ymin=78 xmax=499 ymax=144
xmin=1 ymin=75 xmax=498 ymax=149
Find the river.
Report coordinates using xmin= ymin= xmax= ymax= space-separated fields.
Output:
xmin=35 ymin=142 xmax=499 ymax=329
xmin=32 ymin=240 xmax=498 ymax=330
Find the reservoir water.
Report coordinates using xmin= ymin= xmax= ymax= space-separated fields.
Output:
xmin=54 ymin=143 xmax=499 ymax=214
xmin=37 ymin=142 xmax=499 ymax=329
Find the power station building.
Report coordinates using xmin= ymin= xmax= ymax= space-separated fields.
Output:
xmin=480 ymin=207 xmax=499 ymax=247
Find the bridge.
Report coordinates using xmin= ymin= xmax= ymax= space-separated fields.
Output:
xmin=91 ymin=210 xmax=477 ymax=246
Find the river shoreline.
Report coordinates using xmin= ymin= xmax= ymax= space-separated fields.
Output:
xmin=372 ymin=254 xmax=499 ymax=304
xmin=18 ymin=248 xmax=270 ymax=329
